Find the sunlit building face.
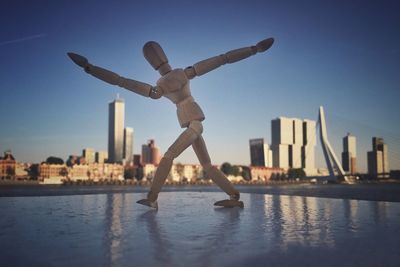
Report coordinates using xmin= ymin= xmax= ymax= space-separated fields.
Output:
xmin=108 ymin=98 xmax=125 ymax=163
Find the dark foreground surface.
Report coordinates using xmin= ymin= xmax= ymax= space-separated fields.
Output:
xmin=1 ymin=183 xmax=400 ymax=202
xmin=1 ymin=192 xmax=399 ymax=267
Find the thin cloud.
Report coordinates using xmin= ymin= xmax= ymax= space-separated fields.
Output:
xmin=0 ymin=33 xmax=47 ymax=46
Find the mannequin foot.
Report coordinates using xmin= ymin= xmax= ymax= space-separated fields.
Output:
xmin=214 ymin=199 xmax=244 ymax=208
xmin=137 ymin=199 xmax=158 ymax=209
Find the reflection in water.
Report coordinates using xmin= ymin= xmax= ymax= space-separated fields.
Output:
xmin=370 ymin=201 xmax=389 ymax=224
xmin=139 ymin=210 xmax=173 ymax=266
xmin=1 ymin=192 xmax=400 ymax=266
xmin=261 ymin=194 xmax=342 ymax=250
xmin=99 ymin=192 xmax=400 ymax=267
xmin=343 ymin=199 xmax=359 ymax=233
xmin=258 ymin=194 xmax=397 ymax=254
xmin=137 ymin=196 xmax=242 ymax=267
xmin=103 ymin=193 xmax=124 ymax=266
xmin=101 ymin=193 xmax=399 ymax=266
xmin=198 ymin=208 xmax=241 ymax=266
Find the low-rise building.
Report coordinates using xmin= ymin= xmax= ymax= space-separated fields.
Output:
xmin=40 ymin=163 xmax=124 ymax=182
xmin=102 ymin=163 xmax=124 ymax=180
xmin=95 ymin=151 xmax=108 ymax=164
xmin=143 ymin=164 xmax=156 ymax=181
xmin=0 ymin=151 xmax=16 ymax=178
xmin=168 ymin=164 xmax=203 ymax=182
xmin=39 ymin=163 xmax=67 ymax=180
xmin=15 ymin=163 xmax=29 ymax=179
xmin=82 ymin=148 xmax=95 ymax=164
xmin=69 ymin=164 xmax=89 ymax=181
xmin=249 ymin=166 xmax=285 ymax=182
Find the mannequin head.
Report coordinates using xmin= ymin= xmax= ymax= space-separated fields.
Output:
xmin=143 ymin=41 xmax=172 ymax=75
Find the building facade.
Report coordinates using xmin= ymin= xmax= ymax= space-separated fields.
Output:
xmin=302 ymin=119 xmax=316 ymax=174
xmin=249 ymin=138 xmax=272 ymax=167
xmin=0 ymin=151 xmax=16 ymax=178
xmin=368 ymin=137 xmax=389 ymax=178
xmin=87 ymin=163 xmax=124 ymax=180
xmin=82 ymin=148 xmax=95 ymax=164
xmin=40 ymin=163 xmax=124 ymax=182
xmin=39 ymin=163 xmax=67 ymax=179
xmin=143 ymin=163 xmax=156 ymax=181
xmin=123 ymin=127 xmax=134 ymax=165
xmin=133 ymin=154 xmax=142 ymax=167
xmin=249 ymin=166 xmax=285 ymax=182
xmin=168 ymin=164 xmax=203 ymax=182
xmin=95 ymin=151 xmax=108 ymax=164
xmin=108 ymin=98 xmax=125 ymax=163
xmin=271 ymin=117 xmax=316 ymax=175
xmin=342 ymin=133 xmax=357 ymax=175
xmin=142 ymin=139 xmax=161 ymax=165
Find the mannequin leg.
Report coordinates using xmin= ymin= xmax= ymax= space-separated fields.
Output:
xmin=192 ymin=135 xmax=240 ymax=199
xmin=147 ymin=121 xmax=202 ymax=202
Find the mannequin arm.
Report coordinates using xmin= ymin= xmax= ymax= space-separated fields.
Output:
xmin=184 ymin=38 xmax=274 ymax=79
xmin=67 ymin=53 xmax=162 ymax=99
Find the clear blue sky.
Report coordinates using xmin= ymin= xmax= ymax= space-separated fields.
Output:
xmin=1 ymin=0 xmax=399 ymax=172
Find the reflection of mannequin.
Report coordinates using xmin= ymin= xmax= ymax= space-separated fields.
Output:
xmin=139 ymin=211 xmax=173 ymax=265
xmin=139 ymin=203 xmax=241 ymax=266
xmin=199 ymin=208 xmax=241 ymax=266
xmin=68 ymin=37 xmax=274 ymax=208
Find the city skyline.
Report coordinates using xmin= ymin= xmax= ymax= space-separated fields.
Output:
xmin=0 ymin=1 xmax=399 ymax=172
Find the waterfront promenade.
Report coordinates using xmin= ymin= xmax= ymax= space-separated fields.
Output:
xmin=1 ymin=182 xmax=400 ymax=202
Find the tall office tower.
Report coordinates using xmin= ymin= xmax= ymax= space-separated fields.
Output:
xmin=271 ymin=117 xmax=316 ymax=173
xmin=249 ymin=138 xmax=273 ymax=167
xmin=375 ymin=137 xmax=389 ymax=176
xmin=372 ymin=137 xmax=383 ymax=149
xmin=95 ymin=151 xmax=108 ymax=164
xmin=289 ymin=118 xmax=303 ymax=168
xmin=267 ymin=148 xmax=273 ymax=168
xmin=141 ymin=139 xmax=161 ymax=165
xmin=82 ymin=148 xmax=95 ymax=164
xmin=142 ymin=144 xmax=150 ymax=164
xmin=108 ymin=98 xmax=125 ymax=163
xmin=123 ymin=127 xmax=134 ymax=165
xmin=151 ymin=141 xmax=160 ymax=165
xmin=368 ymin=137 xmax=389 ymax=178
xmin=302 ymin=119 xmax=316 ymax=173
xmin=271 ymin=117 xmax=292 ymax=169
xmin=133 ymin=154 xmax=141 ymax=166
xmin=342 ymin=133 xmax=357 ymax=175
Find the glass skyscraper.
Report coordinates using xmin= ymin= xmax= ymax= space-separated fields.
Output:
xmin=108 ymin=98 xmax=125 ymax=163
xmin=123 ymin=127 xmax=134 ymax=165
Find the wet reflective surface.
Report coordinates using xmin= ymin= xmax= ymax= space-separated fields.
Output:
xmin=1 ymin=192 xmax=399 ymax=266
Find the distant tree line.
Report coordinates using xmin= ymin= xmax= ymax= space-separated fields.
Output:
xmin=287 ymin=168 xmax=306 ymax=179
xmin=45 ymin=156 xmax=64 ymax=165
xmin=270 ymin=168 xmax=305 ymax=181
xmin=220 ymin=162 xmax=251 ymax=181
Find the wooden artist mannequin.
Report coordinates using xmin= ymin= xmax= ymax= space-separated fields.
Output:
xmin=68 ymin=37 xmax=274 ymax=209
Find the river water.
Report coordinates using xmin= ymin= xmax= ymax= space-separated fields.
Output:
xmin=0 ymin=188 xmax=399 ymax=266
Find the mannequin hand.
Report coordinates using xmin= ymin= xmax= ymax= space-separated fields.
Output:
xmin=67 ymin=52 xmax=89 ymax=69
xmin=149 ymin=86 xmax=163 ymax=99
xmin=256 ymin=38 xmax=274 ymax=53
